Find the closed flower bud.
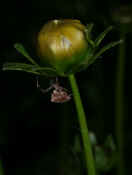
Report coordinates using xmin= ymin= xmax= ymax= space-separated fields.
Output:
xmin=3 ymin=19 xmax=121 ymax=77
xmin=37 ymin=19 xmax=89 ymax=75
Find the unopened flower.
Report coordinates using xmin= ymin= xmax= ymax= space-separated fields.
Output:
xmin=37 ymin=19 xmax=89 ymax=76
xmin=36 ymin=19 xmax=122 ymax=76
xmin=3 ymin=19 xmax=122 ymax=77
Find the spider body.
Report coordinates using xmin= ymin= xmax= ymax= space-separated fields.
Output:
xmin=51 ymin=84 xmax=71 ymax=103
xmin=37 ymin=78 xmax=71 ymax=103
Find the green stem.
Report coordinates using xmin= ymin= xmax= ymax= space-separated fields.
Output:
xmin=68 ymin=74 xmax=96 ymax=175
xmin=115 ymin=32 xmax=126 ymax=175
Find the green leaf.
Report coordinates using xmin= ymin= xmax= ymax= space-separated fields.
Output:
xmin=69 ymin=40 xmax=122 ymax=73
xmin=91 ymin=40 xmax=123 ymax=65
xmin=86 ymin=38 xmax=95 ymax=48
xmin=86 ymin=23 xmax=94 ymax=38
xmin=85 ymin=23 xmax=95 ymax=47
xmin=3 ymin=62 xmax=40 ymax=75
xmin=3 ymin=62 xmax=57 ymax=77
xmin=67 ymin=48 xmax=93 ymax=74
xmin=14 ymin=43 xmax=37 ymax=65
xmin=95 ymin=26 xmax=113 ymax=47
xmin=32 ymin=66 xmax=58 ymax=77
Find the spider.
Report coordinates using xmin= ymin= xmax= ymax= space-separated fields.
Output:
xmin=37 ymin=78 xmax=71 ymax=103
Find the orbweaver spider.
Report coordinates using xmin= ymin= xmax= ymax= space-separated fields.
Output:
xmin=37 ymin=78 xmax=71 ymax=103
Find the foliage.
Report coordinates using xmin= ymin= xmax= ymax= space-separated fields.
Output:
xmin=3 ymin=22 xmax=122 ymax=77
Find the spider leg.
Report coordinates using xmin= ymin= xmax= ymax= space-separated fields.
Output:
xmin=54 ymin=77 xmax=59 ymax=85
xmin=36 ymin=77 xmax=53 ymax=93
xmin=40 ymin=86 xmax=53 ymax=93
xmin=36 ymin=77 xmax=40 ymax=88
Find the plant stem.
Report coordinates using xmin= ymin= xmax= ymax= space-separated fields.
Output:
xmin=68 ymin=74 xmax=96 ymax=175
xmin=115 ymin=31 xmax=126 ymax=175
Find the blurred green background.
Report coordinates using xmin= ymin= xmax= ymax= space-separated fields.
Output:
xmin=0 ymin=0 xmax=132 ymax=175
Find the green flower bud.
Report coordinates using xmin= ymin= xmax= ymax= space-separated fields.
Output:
xmin=3 ymin=20 xmax=121 ymax=77
xmin=37 ymin=19 xmax=89 ymax=75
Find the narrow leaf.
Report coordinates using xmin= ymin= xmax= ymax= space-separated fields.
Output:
xmin=32 ymin=66 xmax=58 ymax=77
xmin=86 ymin=23 xmax=94 ymax=38
xmin=66 ymin=48 xmax=93 ymax=74
xmin=14 ymin=43 xmax=37 ymax=65
xmin=86 ymin=38 xmax=95 ymax=47
xmin=85 ymin=23 xmax=95 ymax=47
xmin=3 ymin=62 xmax=57 ymax=77
xmin=95 ymin=26 xmax=113 ymax=47
xmin=90 ymin=40 xmax=123 ymax=65
xmin=3 ymin=62 xmax=41 ymax=75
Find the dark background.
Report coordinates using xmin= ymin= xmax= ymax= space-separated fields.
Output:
xmin=0 ymin=0 xmax=132 ymax=175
